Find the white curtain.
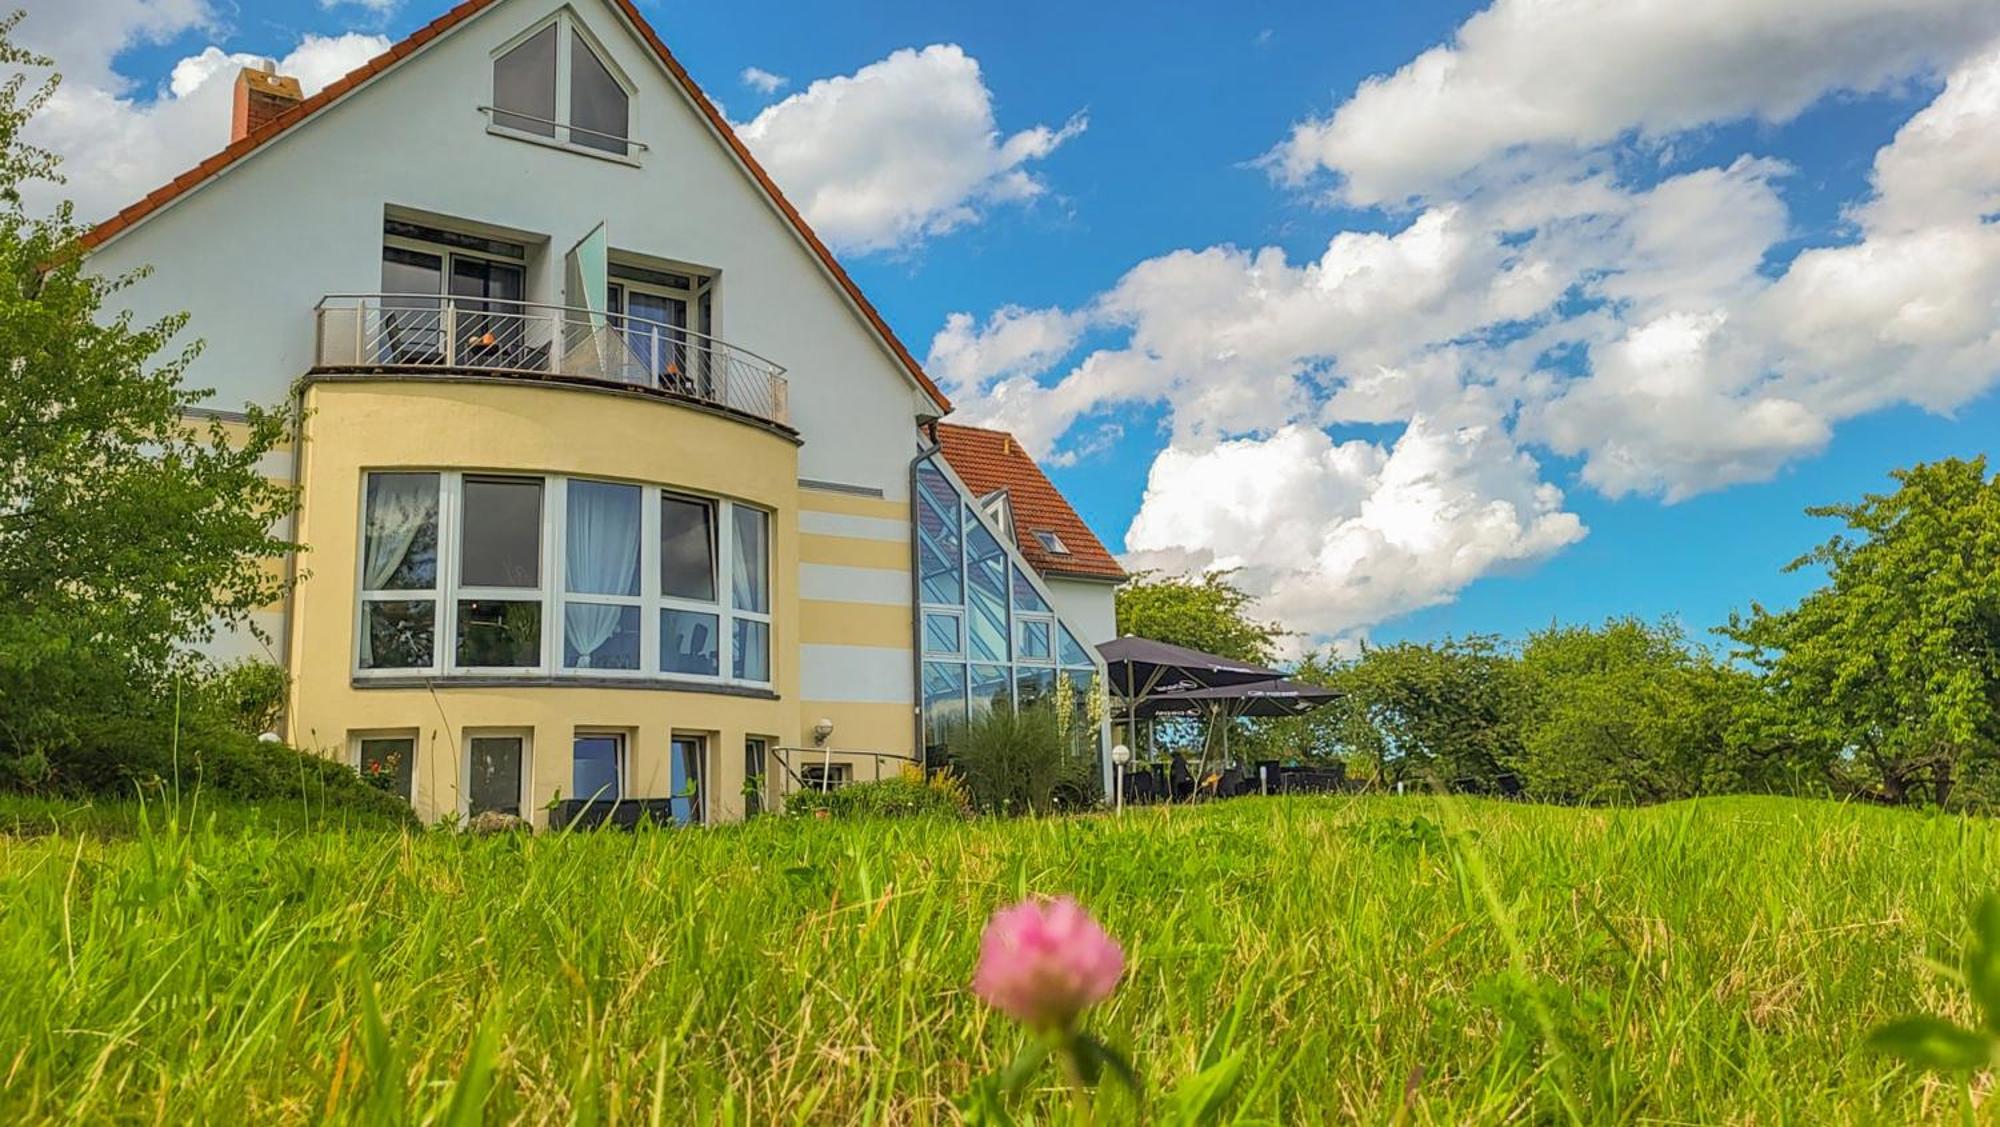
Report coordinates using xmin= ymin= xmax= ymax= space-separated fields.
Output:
xmin=731 ymin=506 xmax=768 ymax=613
xmin=565 ymin=480 xmax=641 ymax=667
xmin=360 ymin=475 xmax=437 ymax=664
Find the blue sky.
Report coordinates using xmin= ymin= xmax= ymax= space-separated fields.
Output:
xmin=26 ymin=0 xmax=2000 ymax=653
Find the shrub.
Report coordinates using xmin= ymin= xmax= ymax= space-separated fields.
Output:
xmin=190 ymin=660 xmax=288 ymax=738
xmin=945 ymin=702 xmax=1101 ymax=816
xmin=788 ymin=766 xmax=972 ymax=819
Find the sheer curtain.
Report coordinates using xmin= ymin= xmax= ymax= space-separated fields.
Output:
xmin=565 ymin=480 xmax=640 ymax=667
xmin=360 ymin=475 xmax=436 ymax=664
xmin=731 ymin=507 xmax=768 ymax=612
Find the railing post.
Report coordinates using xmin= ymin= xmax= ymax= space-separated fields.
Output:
xmin=354 ymin=300 xmax=365 ymax=365
xmin=443 ymin=298 xmax=457 ymax=368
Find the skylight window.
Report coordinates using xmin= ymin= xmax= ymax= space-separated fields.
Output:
xmin=1031 ymin=529 xmax=1070 ymax=555
xmin=491 ymin=16 xmax=633 ymax=157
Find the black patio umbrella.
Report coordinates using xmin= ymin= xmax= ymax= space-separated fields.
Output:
xmin=1132 ymin=676 xmax=1340 ymax=719
xmin=1096 ymin=636 xmax=1283 ymax=763
xmin=1096 ymin=636 xmax=1281 ymax=700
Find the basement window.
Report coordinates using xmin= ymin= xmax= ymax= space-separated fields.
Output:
xmin=490 ymin=14 xmax=634 ymax=158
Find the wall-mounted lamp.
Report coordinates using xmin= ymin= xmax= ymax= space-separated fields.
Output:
xmin=812 ymin=718 xmax=835 ymax=746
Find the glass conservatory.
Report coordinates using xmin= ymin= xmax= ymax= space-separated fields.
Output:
xmin=914 ymin=455 xmax=1106 ymax=765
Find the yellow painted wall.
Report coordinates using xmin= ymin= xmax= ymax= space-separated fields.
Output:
xmin=794 ymin=487 xmax=918 ymax=773
xmin=285 ymin=377 xmax=804 ymax=825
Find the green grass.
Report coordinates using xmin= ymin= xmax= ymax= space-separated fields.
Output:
xmin=0 ymin=795 xmax=1992 ymax=1123
xmin=0 ymin=791 xmax=412 ymax=839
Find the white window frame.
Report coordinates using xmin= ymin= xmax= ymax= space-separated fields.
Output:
xmin=729 ymin=506 xmax=774 ymax=682
xmin=672 ymin=732 xmax=709 ymax=823
xmin=354 ymin=470 xmax=773 ymax=689
xmin=557 ymin=478 xmax=647 ymax=675
xmin=1015 ymin=614 xmax=1057 ymax=666
xmin=461 ymin=728 xmax=533 ymax=820
xmin=571 ymin=729 xmax=628 ymax=803
xmin=351 ymin=729 xmax=419 ymax=804
xmin=486 ymin=11 xmax=640 ymax=163
xmin=355 ymin=471 xmax=442 ymax=676
xmin=657 ymin=488 xmax=727 ymax=683
xmin=451 ymin=473 xmax=552 ymax=677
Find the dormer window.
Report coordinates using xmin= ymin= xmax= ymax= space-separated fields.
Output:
xmin=491 ymin=15 xmax=633 ymax=158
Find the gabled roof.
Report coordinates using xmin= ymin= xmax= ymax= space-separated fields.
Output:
xmin=78 ymin=0 xmax=951 ymax=414
xmin=936 ymin=422 xmax=1126 ymax=582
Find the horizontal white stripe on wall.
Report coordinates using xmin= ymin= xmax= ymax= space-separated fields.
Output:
xmin=798 ymin=509 xmax=910 ymax=543
xmin=799 ymin=644 xmax=913 ymax=704
xmin=800 ymin=564 xmax=911 ymax=606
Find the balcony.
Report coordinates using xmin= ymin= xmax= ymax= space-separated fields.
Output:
xmin=313 ymin=294 xmax=790 ymax=428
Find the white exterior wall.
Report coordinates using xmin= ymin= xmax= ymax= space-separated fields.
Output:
xmin=1045 ymin=576 xmax=1119 ymax=646
xmin=86 ymin=0 xmax=929 ymax=501
xmin=84 ymin=0 xmax=935 ymax=709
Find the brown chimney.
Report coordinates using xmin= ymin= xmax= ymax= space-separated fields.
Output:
xmin=231 ymin=61 xmax=303 ymax=142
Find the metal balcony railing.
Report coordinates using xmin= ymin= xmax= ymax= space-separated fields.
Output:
xmin=314 ymin=294 xmax=790 ymax=427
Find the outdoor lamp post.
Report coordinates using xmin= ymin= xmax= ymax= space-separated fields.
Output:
xmin=1111 ymin=743 xmax=1132 ymax=815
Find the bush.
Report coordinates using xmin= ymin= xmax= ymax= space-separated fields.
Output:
xmin=787 ymin=766 xmax=971 ymax=819
xmin=944 ymin=702 xmax=1101 ymax=815
xmin=0 ymin=661 xmax=413 ymax=827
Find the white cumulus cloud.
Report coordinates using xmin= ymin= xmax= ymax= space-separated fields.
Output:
xmin=737 ymin=45 xmax=1085 ymax=254
xmin=740 ymin=66 xmax=787 ymax=95
xmin=20 ymin=16 xmax=389 ymax=222
xmin=1267 ymin=0 xmax=2000 ymax=205
xmin=942 ymin=13 xmax=2000 ymax=643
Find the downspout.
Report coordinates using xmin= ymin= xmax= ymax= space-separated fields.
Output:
xmin=278 ymin=380 xmax=310 ymax=744
xmin=909 ymin=420 xmax=942 ymax=767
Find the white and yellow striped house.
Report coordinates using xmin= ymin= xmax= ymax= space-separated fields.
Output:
xmin=81 ymin=0 xmax=1118 ymax=825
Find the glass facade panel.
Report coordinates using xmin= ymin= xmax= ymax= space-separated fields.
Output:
xmin=456 ymin=599 xmax=541 ymax=667
xmin=569 ymin=36 xmax=629 ymax=154
xmin=361 ymin=600 xmax=434 ymax=669
xmin=562 ymin=603 xmax=639 ymax=669
xmin=363 ymin=473 xmax=439 ymax=590
xmin=1018 ymin=618 xmax=1052 ymax=662
xmin=917 ymin=463 xmax=963 ymax=605
xmin=966 ymin=515 xmax=1009 ymax=664
xmin=913 ymin=454 xmax=1106 ymax=768
xmin=492 ymin=24 xmax=557 ymax=136
xmin=660 ymin=609 xmax=719 ymax=676
xmin=461 ymin=476 xmax=542 ymax=588
xmin=922 ymin=611 xmax=961 ymax=655
xmin=572 ymin=734 xmax=623 ymax=801
xmin=1016 ymin=667 xmax=1057 ymax=708
xmin=660 ymin=493 xmax=716 ymax=601
xmin=1060 ymin=623 xmax=1093 ymax=668
xmin=1012 ymin=564 xmax=1051 ymax=613
xmin=731 ymin=506 xmax=770 ymax=614
xmin=358 ymin=737 xmax=415 ymax=799
xmin=970 ymin=663 xmax=1011 ymax=715
xmin=467 ymin=736 xmax=524 ymax=816
xmin=732 ymin=618 xmax=770 ymax=682
xmin=566 ymin=479 xmax=641 ymax=596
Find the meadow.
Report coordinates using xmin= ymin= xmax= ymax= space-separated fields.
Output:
xmin=0 ymin=794 xmax=1993 ymax=1123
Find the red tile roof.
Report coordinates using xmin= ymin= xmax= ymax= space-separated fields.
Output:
xmin=936 ymin=423 xmax=1126 ymax=582
xmin=77 ymin=0 xmax=951 ymax=415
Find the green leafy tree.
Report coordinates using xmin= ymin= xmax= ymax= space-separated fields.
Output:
xmin=1511 ymin=618 xmax=1754 ymax=803
xmin=1313 ymin=636 xmax=1521 ymax=791
xmin=1723 ymin=458 xmax=2000 ymax=806
xmin=1114 ymin=570 xmax=1281 ymax=665
xmin=0 ymin=18 xmax=297 ymax=783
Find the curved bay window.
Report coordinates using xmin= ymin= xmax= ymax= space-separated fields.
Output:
xmin=915 ymin=456 xmax=1101 ymax=763
xmin=356 ymin=470 xmax=771 ymax=688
